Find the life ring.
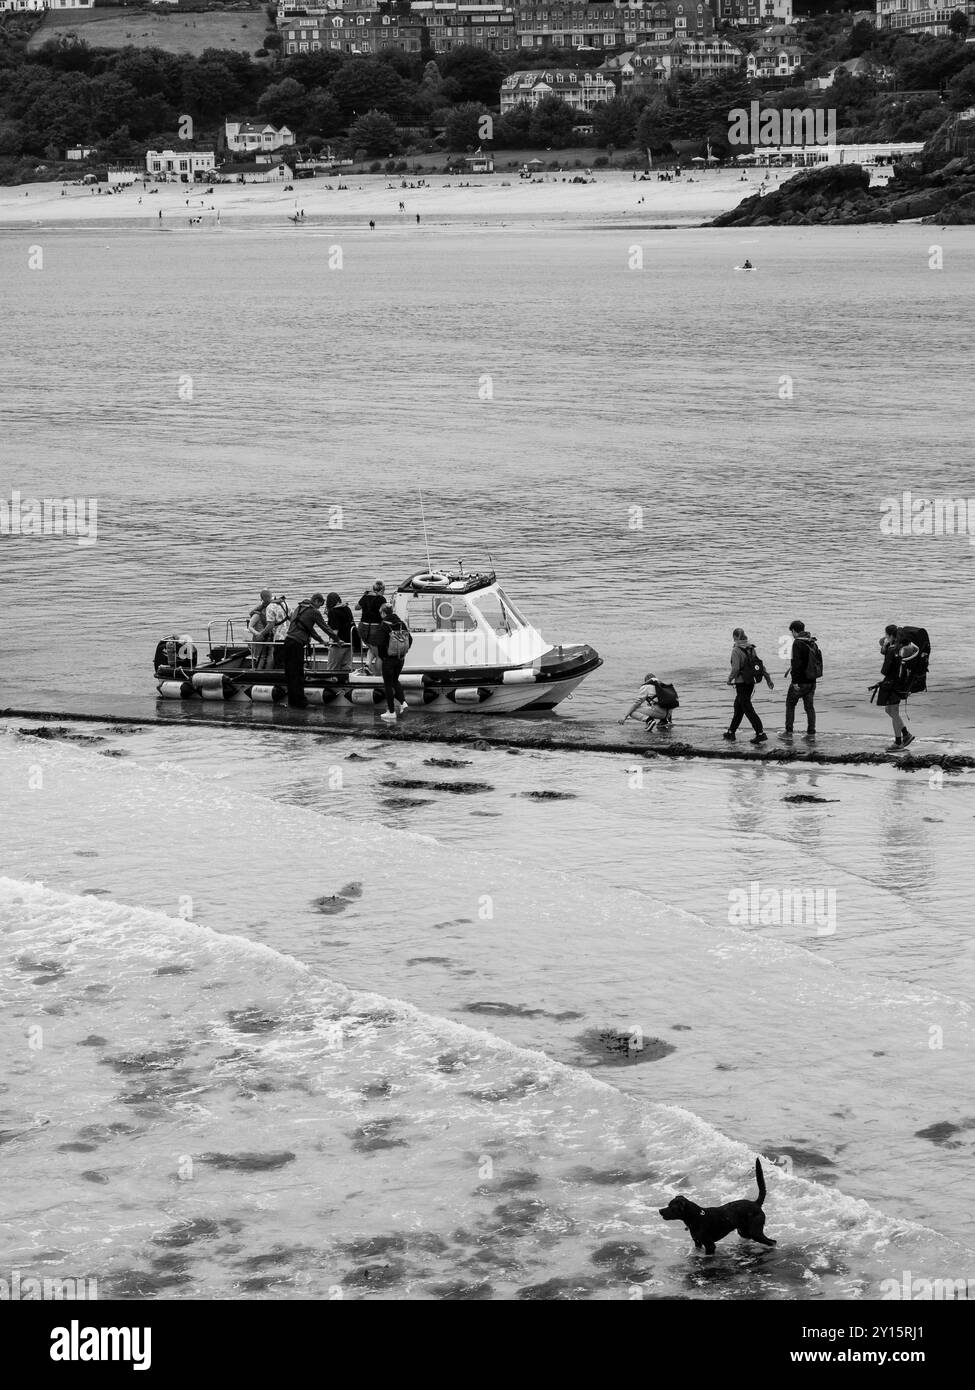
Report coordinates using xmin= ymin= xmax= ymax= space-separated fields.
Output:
xmin=412 ymin=572 xmax=450 ymax=589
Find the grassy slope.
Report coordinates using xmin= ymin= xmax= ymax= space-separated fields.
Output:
xmin=26 ymin=10 xmax=271 ymax=59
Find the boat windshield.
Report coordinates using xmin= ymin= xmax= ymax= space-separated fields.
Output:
xmin=470 ymin=588 xmax=526 ymax=634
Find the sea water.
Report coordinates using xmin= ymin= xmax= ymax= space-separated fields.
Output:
xmin=1 ymin=224 xmax=974 ymax=733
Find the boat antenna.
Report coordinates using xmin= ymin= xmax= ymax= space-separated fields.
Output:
xmin=418 ymin=488 xmax=432 ymax=573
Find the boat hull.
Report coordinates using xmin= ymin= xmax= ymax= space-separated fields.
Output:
xmin=155 ymin=644 xmax=601 ymax=715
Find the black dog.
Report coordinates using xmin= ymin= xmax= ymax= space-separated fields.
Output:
xmin=658 ymin=1159 xmax=776 ymax=1256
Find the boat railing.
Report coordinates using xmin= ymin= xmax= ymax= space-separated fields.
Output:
xmin=206 ymin=617 xmax=256 ymax=665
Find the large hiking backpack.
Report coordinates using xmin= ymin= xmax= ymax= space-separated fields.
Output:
xmin=897 ymin=626 xmax=930 ymax=693
xmin=654 ymin=681 xmax=680 ymax=710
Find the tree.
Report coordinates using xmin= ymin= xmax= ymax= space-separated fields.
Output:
xmin=847 ymin=20 xmax=878 ymax=59
xmin=282 ymin=49 xmax=344 ymax=91
xmin=438 ymin=45 xmax=506 ymax=106
xmin=592 ymin=96 xmax=637 ymax=149
xmin=257 ymin=77 xmax=307 ymax=130
xmin=420 ymin=59 xmax=443 ymax=93
xmin=527 ymin=94 xmax=575 ymax=149
xmin=947 ymin=61 xmax=975 ymax=108
xmin=329 ymin=58 xmax=411 ymax=122
xmin=304 ymin=87 xmax=342 ymax=137
xmin=494 ymin=100 xmax=531 ymax=148
xmin=636 ymin=97 xmax=674 ymax=154
xmin=949 ymin=10 xmax=970 ymax=37
xmin=444 ymin=101 xmax=484 ymax=151
xmin=348 ymin=109 xmax=400 ymax=157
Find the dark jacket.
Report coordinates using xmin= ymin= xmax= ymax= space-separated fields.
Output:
xmin=326 ymin=602 xmax=354 ymax=644
xmin=286 ymin=602 xmax=334 ymax=647
xmin=789 ymin=632 xmax=819 ymax=684
xmin=375 ymin=615 xmax=411 ymax=661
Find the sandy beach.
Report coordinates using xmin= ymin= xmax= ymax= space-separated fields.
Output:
xmin=0 ymin=167 xmax=782 ymax=230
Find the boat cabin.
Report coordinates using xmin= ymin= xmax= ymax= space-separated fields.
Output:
xmin=393 ymin=570 xmax=548 ymax=671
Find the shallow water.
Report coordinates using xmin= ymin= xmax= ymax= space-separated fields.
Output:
xmin=2 ymin=721 xmax=972 ymax=1299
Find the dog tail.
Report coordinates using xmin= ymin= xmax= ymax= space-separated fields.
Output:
xmin=755 ymin=1157 xmax=766 ymax=1206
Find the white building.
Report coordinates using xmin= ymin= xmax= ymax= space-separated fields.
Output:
xmin=875 ymin=0 xmax=975 ymax=36
xmin=225 ymin=121 xmax=296 ymax=154
xmin=500 ymin=69 xmax=617 ymax=113
xmin=145 ymin=150 xmax=216 ymax=182
xmin=713 ymin=0 xmax=792 ymax=26
xmin=0 ymin=0 xmax=94 ymax=9
xmin=744 ymin=140 xmax=924 ymax=165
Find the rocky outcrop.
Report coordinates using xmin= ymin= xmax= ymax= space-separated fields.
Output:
xmin=710 ymin=126 xmax=975 ymax=228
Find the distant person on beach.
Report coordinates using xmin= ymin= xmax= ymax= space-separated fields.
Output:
xmin=619 ymin=673 xmax=679 ymax=731
xmin=416 ymin=213 xmax=420 ymax=224
xmin=782 ymin=619 xmax=820 ymax=740
xmin=282 ymin=594 xmax=337 ymax=708
xmin=325 ymin=592 xmax=355 ymax=671
xmin=743 ymin=259 xmax=753 ymax=269
xmin=873 ymin=624 xmax=918 ymax=749
xmin=356 ymin=581 xmax=386 ymax=672
xmin=376 ymin=603 xmax=412 ymax=722
xmin=724 ymin=628 xmax=773 ymax=743
xmin=369 ymin=219 xmax=375 ymax=230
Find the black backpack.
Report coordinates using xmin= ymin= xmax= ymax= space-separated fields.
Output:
xmin=897 ymin=627 xmax=930 ymax=693
xmin=743 ymin=645 xmax=769 ymax=683
xmin=654 ymin=681 xmax=679 ymax=709
xmin=805 ymin=639 xmax=824 ymax=681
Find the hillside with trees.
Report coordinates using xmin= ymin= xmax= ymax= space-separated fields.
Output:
xmin=4 ymin=6 xmax=975 ymax=180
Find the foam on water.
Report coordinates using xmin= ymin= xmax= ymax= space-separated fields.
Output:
xmin=0 ymin=876 xmax=966 ymax=1301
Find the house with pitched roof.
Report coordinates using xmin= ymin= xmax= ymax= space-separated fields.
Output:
xmin=500 ymin=69 xmax=617 ymax=113
xmin=225 ymin=121 xmax=296 ymax=155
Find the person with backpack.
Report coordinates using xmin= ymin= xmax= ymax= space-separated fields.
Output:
xmin=375 ymin=603 xmax=412 ymax=722
xmin=619 ymin=673 xmax=679 ymax=731
xmin=724 ymin=628 xmax=774 ymax=744
xmin=871 ymin=624 xmax=924 ymax=750
xmin=247 ymin=589 xmax=274 ymax=670
xmin=262 ymin=594 xmax=291 ymax=671
xmin=324 ymin=592 xmax=355 ymax=672
xmin=281 ymin=594 xmax=337 ymax=708
xmin=782 ymin=619 xmax=821 ymax=741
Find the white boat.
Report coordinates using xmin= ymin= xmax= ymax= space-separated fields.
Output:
xmin=154 ymin=567 xmax=602 ymax=714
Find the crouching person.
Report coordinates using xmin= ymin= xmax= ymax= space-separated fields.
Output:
xmin=619 ymin=673 xmax=679 ymax=731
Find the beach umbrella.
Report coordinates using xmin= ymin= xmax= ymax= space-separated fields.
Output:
xmin=690 ymin=156 xmax=706 ymax=163
xmin=526 ymin=158 xmax=544 ymax=167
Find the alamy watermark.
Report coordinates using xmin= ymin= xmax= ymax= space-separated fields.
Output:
xmin=1 ymin=1269 xmax=98 ymax=1299
xmin=880 ymin=1270 xmax=973 ymax=1299
xmin=880 ymin=491 xmax=975 ymax=543
xmin=728 ymin=101 xmax=837 ymax=148
xmin=728 ymin=879 xmax=837 ymax=936
xmin=1 ymin=491 xmax=98 ymax=546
